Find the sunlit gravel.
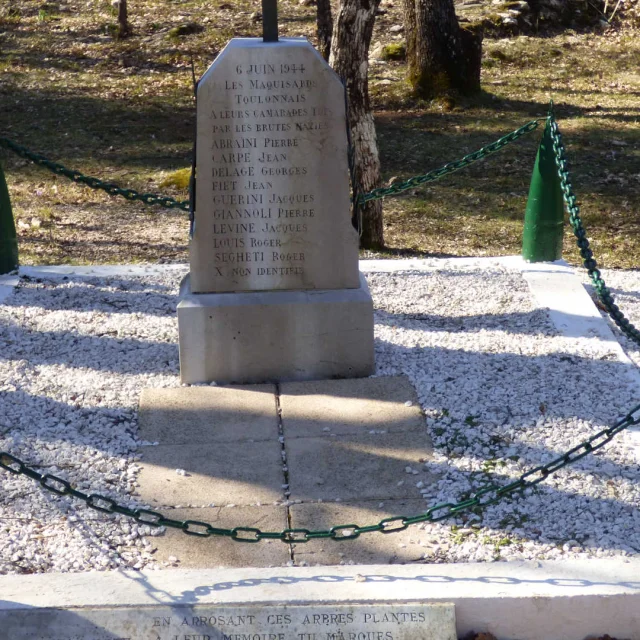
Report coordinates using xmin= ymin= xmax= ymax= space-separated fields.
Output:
xmin=0 ymin=261 xmax=638 ymax=573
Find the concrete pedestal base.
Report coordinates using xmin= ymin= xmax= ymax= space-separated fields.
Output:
xmin=177 ymin=273 xmax=375 ymax=384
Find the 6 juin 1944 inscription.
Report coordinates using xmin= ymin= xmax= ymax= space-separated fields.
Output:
xmin=0 ymin=604 xmax=456 ymax=640
xmin=190 ymin=38 xmax=360 ymax=294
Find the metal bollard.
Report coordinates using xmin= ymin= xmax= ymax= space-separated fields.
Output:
xmin=522 ymin=119 xmax=564 ymax=262
xmin=0 ymin=161 xmax=19 ymax=275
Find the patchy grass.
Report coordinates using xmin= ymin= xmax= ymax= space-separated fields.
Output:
xmin=369 ymin=28 xmax=640 ymax=267
xmin=0 ymin=0 xmax=638 ymax=267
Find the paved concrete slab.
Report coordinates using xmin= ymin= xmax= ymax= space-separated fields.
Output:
xmin=290 ymin=499 xmax=431 ymax=565
xmin=286 ymin=431 xmax=436 ymax=502
xmin=280 ymin=376 xmax=424 ymax=437
xmin=135 ymin=376 xmax=438 ymax=565
xmin=148 ymin=506 xmax=290 ymax=568
xmin=138 ymin=385 xmax=277 ymax=445
xmin=137 ymin=441 xmax=285 ymax=507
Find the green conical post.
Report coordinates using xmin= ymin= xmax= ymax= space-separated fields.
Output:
xmin=0 ymin=161 xmax=19 ymax=274
xmin=522 ymin=119 xmax=565 ymax=262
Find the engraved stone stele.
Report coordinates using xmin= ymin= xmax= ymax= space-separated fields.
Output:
xmin=177 ymin=37 xmax=375 ymax=384
xmin=0 ymin=603 xmax=458 ymax=640
xmin=191 ymin=38 xmax=359 ymax=294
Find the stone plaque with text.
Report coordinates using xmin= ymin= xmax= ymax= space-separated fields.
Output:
xmin=0 ymin=603 xmax=457 ymax=640
xmin=191 ymin=38 xmax=360 ymax=294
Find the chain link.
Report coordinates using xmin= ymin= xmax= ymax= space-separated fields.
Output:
xmin=356 ymin=119 xmax=541 ymax=203
xmin=0 ymin=137 xmax=190 ymax=212
xmin=548 ymin=115 xmax=640 ymax=347
xmin=1 ymin=403 xmax=638 ymax=542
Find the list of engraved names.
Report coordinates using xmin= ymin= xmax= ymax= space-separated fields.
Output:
xmin=206 ymin=59 xmax=333 ymax=282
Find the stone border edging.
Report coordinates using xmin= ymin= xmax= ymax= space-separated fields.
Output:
xmin=1 ymin=560 xmax=639 ymax=640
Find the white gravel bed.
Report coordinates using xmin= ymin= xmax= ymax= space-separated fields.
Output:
xmin=0 ymin=271 xmax=184 ymax=573
xmin=0 ymin=261 xmax=639 ymax=573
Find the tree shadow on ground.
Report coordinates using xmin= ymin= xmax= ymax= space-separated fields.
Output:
xmin=1 ymin=273 xmax=639 ymax=565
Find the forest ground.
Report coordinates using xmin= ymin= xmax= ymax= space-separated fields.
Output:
xmin=0 ymin=0 xmax=638 ymax=267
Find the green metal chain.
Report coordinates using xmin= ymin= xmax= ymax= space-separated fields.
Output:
xmin=356 ymin=119 xmax=541 ymax=204
xmin=1 ymin=120 xmax=539 ymax=212
xmin=0 ymin=137 xmax=190 ymax=212
xmin=1 ymin=403 xmax=638 ymax=542
xmin=548 ymin=115 xmax=640 ymax=347
xmin=2 ymin=117 xmax=636 ymax=345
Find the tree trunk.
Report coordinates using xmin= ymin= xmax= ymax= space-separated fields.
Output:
xmin=117 ymin=0 xmax=129 ymax=37
xmin=330 ymin=0 xmax=384 ymax=249
xmin=316 ymin=0 xmax=333 ymax=61
xmin=403 ymin=0 xmax=482 ymax=99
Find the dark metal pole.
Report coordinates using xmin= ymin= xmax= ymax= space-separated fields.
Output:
xmin=262 ymin=0 xmax=278 ymax=42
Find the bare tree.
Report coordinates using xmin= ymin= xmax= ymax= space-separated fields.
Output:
xmin=404 ymin=0 xmax=482 ymax=98
xmin=115 ymin=0 xmax=129 ymax=37
xmin=330 ymin=0 xmax=384 ymax=249
xmin=316 ymin=0 xmax=333 ymax=61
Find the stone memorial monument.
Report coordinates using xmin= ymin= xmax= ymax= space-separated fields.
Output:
xmin=177 ymin=4 xmax=375 ymax=384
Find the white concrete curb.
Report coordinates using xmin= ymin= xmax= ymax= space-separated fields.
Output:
xmin=0 ymin=560 xmax=639 ymax=640
xmin=0 ymin=274 xmax=19 ymax=305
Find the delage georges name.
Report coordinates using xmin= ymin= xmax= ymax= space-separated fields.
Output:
xmin=210 ymin=133 xmax=325 ymax=180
